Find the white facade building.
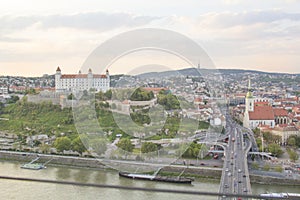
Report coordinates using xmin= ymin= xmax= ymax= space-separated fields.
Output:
xmin=243 ymin=79 xmax=275 ymax=129
xmin=55 ymin=67 xmax=110 ymax=93
xmin=0 ymin=87 xmax=8 ymax=95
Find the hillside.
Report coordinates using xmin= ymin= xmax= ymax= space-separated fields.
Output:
xmin=136 ymin=67 xmax=294 ymax=79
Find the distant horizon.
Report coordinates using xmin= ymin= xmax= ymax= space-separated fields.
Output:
xmin=1 ymin=66 xmax=299 ymax=78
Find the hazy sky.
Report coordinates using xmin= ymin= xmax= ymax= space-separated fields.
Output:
xmin=0 ymin=0 xmax=300 ymax=76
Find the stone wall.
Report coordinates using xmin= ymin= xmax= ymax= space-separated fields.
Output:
xmin=0 ymin=151 xmax=105 ymax=169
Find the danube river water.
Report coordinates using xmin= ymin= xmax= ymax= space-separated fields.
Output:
xmin=0 ymin=161 xmax=299 ymax=200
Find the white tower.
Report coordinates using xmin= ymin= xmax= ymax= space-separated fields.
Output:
xmin=55 ymin=66 xmax=62 ymax=92
xmin=245 ymin=79 xmax=254 ymax=112
xmin=88 ymin=68 xmax=93 ymax=90
xmin=106 ymin=69 xmax=110 ymax=91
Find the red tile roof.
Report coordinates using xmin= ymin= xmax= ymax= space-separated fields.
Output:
xmin=249 ymin=105 xmax=274 ymax=120
xmin=94 ymin=75 xmax=107 ymax=78
xmin=61 ymin=74 xmax=107 ymax=79
xmin=61 ymin=74 xmax=87 ymax=79
xmin=273 ymin=108 xmax=288 ymax=117
xmin=255 ymin=101 xmax=269 ymax=106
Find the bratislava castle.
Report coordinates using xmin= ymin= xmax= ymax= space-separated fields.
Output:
xmin=55 ymin=67 xmax=110 ymax=92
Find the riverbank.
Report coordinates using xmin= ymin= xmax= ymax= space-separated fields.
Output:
xmin=1 ymin=150 xmax=300 ymax=186
xmin=0 ymin=150 xmax=106 ymax=169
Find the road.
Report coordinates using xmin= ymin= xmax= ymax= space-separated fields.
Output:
xmin=219 ymin=115 xmax=252 ymax=200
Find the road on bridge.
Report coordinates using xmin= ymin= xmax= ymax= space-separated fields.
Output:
xmin=219 ymin=115 xmax=252 ymax=200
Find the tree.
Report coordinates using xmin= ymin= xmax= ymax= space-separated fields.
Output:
xmin=141 ymin=142 xmax=158 ymax=153
xmin=54 ymin=137 xmax=71 ymax=153
xmin=288 ymin=149 xmax=299 ymax=162
xmin=157 ymin=93 xmax=180 ymax=110
xmin=71 ymin=136 xmax=87 ymax=155
xmin=252 ymin=162 xmax=259 ymax=170
xmin=7 ymin=95 xmax=20 ymax=104
xmin=267 ymin=143 xmax=283 ymax=157
xmin=104 ymin=90 xmax=112 ymax=100
xmin=67 ymin=93 xmax=74 ymax=100
xmin=90 ymin=138 xmax=107 ymax=156
xmin=263 ymin=164 xmax=270 ymax=171
xmin=39 ymin=143 xmax=51 ymax=154
xmin=274 ymin=165 xmax=283 ymax=173
xmin=25 ymin=88 xmax=37 ymax=95
xmin=130 ymin=88 xmax=154 ymax=101
xmin=182 ymin=141 xmax=203 ymax=158
xmin=116 ymin=138 xmax=134 ymax=153
xmin=287 ymin=137 xmax=296 ymax=147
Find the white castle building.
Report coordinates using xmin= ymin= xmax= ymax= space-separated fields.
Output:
xmin=55 ymin=67 xmax=110 ymax=92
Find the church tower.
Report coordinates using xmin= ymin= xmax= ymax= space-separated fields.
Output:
xmin=243 ymin=78 xmax=254 ymax=128
xmin=245 ymin=79 xmax=254 ymax=112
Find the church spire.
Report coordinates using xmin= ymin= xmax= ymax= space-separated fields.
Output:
xmin=246 ymin=78 xmax=253 ymax=98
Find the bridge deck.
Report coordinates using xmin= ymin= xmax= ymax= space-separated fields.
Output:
xmin=218 ymin=120 xmax=252 ymax=199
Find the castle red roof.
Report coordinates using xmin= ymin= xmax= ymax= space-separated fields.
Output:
xmin=61 ymin=74 xmax=107 ymax=79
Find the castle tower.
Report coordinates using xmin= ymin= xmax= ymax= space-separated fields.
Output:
xmin=88 ymin=68 xmax=93 ymax=90
xmin=55 ymin=66 xmax=62 ymax=92
xmin=106 ymin=69 xmax=110 ymax=91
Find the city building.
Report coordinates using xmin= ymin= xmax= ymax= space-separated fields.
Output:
xmin=55 ymin=67 xmax=110 ymax=93
xmin=243 ymin=80 xmax=275 ymax=129
xmin=0 ymin=87 xmax=8 ymax=95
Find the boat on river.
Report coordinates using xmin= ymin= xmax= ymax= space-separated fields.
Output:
xmin=119 ymin=171 xmax=193 ymax=184
xmin=21 ymin=163 xmax=46 ymax=170
xmin=260 ymin=193 xmax=300 ymax=199
xmin=21 ymin=156 xmax=53 ymax=170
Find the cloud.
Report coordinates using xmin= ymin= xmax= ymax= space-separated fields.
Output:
xmin=1 ymin=9 xmax=300 ymax=75
xmin=0 ymin=11 xmax=159 ymax=34
xmin=199 ymin=10 xmax=300 ymax=29
xmin=40 ymin=12 xmax=159 ymax=31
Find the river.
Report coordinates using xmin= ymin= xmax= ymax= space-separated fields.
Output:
xmin=0 ymin=161 xmax=299 ymax=200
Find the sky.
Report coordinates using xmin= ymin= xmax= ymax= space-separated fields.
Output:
xmin=0 ymin=0 xmax=300 ymax=76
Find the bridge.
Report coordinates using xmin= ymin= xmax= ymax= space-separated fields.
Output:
xmin=218 ymin=117 xmax=252 ymax=199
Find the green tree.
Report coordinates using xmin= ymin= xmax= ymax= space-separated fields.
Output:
xmin=157 ymin=92 xmax=180 ymax=110
xmin=252 ymin=162 xmax=259 ymax=170
xmin=71 ymin=136 xmax=87 ymax=155
xmin=130 ymin=88 xmax=154 ymax=101
xmin=287 ymin=137 xmax=296 ymax=147
xmin=7 ymin=95 xmax=20 ymax=104
xmin=104 ymin=90 xmax=112 ymax=100
xmin=54 ymin=137 xmax=71 ymax=153
xmin=182 ymin=141 xmax=202 ymax=158
xmin=39 ymin=143 xmax=51 ymax=154
xmin=116 ymin=138 xmax=134 ymax=153
xmin=95 ymin=91 xmax=105 ymax=100
xmin=288 ymin=149 xmax=299 ymax=162
xmin=274 ymin=165 xmax=283 ymax=173
xmin=267 ymin=143 xmax=283 ymax=157
xmin=90 ymin=138 xmax=107 ymax=156
xmin=67 ymin=93 xmax=74 ymax=100
xmin=263 ymin=164 xmax=270 ymax=171
xmin=141 ymin=142 xmax=158 ymax=153
xmin=25 ymin=88 xmax=37 ymax=95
